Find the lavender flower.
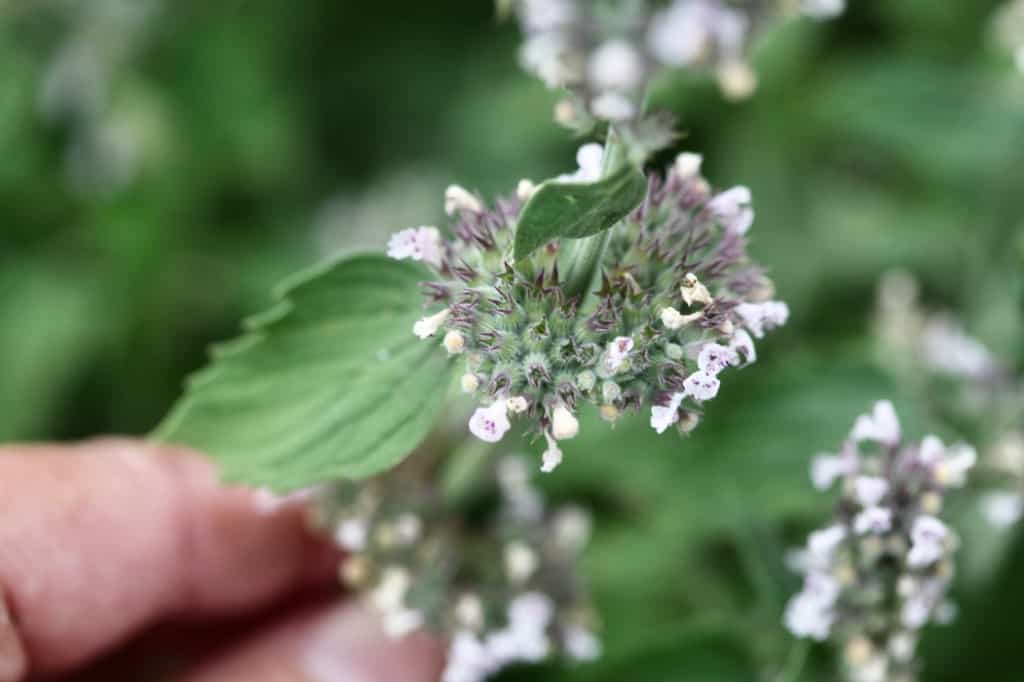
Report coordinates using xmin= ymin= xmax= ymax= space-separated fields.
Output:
xmin=395 ymin=148 xmax=787 ymax=470
xmin=785 ymin=401 xmax=975 ymax=682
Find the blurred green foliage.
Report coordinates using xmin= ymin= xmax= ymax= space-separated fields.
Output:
xmin=2 ymin=0 xmax=1023 ymax=680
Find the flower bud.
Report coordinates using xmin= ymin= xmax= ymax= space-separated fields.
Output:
xmin=551 ymin=404 xmax=579 ymax=440
xmin=413 ymin=308 xmax=450 ymax=339
xmin=674 ymin=152 xmax=703 ymax=179
xmin=507 ymin=395 xmax=530 ymax=414
xmin=517 ymin=178 xmax=537 ymax=201
xmin=444 ymin=330 xmax=465 ymax=354
xmin=461 ymin=373 xmax=480 ymax=393
xmin=444 ymin=184 xmax=483 ymax=215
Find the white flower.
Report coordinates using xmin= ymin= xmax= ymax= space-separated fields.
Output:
xmin=507 ymin=395 xmax=529 ymax=414
xmin=729 ymin=329 xmax=757 ymax=365
xmin=443 ymin=630 xmax=493 ymax=682
xmin=469 ymin=400 xmax=512 ymax=443
xmin=444 ymin=330 xmax=465 ymax=354
xmin=660 ymin=306 xmax=683 ymax=329
xmin=588 ymin=40 xmax=645 ymax=92
xmin=551 ymin=404 xmax=579 ymax=440
xmin=901 ymin=596 xmax=930 ymax=629
xmin=854 ymin=506 xmax=893 ymax=535
xmin=552 ymin=506 xmax=592 ymax=553
xmin=519 ymin=0 xmax=577 ymax=31
xmin=603 ymin=336 xmax=634 ymax=373
xmin=386 ymin=226 xmax=443 ymax=268
xmin=907 ymin=515 xmax=948 ymax=567
xmin=981 ymin=491 xmax=1024 ymax=528
xmin=806 ymin=524 xmax=847 ymax=570
xmin=455 ymin=595 xmax=485 ymax=630
xmin=445 ymin=184 xmax=484 ymax=216
xmin=674 ymin=152 xmax=703 ymax=178
xmin=784 ymin=573 xmax=840 ymax=640
xmin=558 ymin=143 xmax=604 ymax=183
xmin=461 ymin=373 xmax=480 ymax=393
xmin=854 ymin=476 xmax=890 ymax=507
xmin=920 ymin=314 xmax=997 ymax=380
xmin=784 ymin=592 xmax=835 ymax=640
xmin=850 ymin=400 xmax=901 ymax=447
xmin=683 ymin=370 xmax=720 ymax=401
xmin=697 ymin=342 xmax=739 ymax=375
xmin=505 ymin=542 xmax=539 ymax=583
xmin=413 ymin=308 xmax=450 ymax=339
xmin=590 ymin=91 xmax=636 ymax=121
xmin=395 ymin=513 xmax=423 ymax=544
xmin=735 ymin=300 xmax=789 ymax=338
xmin=707 ymin=185 xmax=754 ymax=234
xmin=810 ymin=446 xmax=857 ymax=490
xmin=647 ymin=1 xmax=711 ymax=67
xmin=372 ymin=567 xmax=411 ymax=612
xmin=508 ymin=592 xmax=555 ymax=631
xmin=334 ymin=518 xmax=368 ymax=551
xmin=383 ymin=608 xmax=425 ymax=638
xmin=564 ymin=624 xmax=601 ymax=661
xmin=540 ymin=432 xmax=563 ymax=473
xmin=716 ymin=59 xmax=758 ymax=101
xmin=934 ymin=443 xmax=976 ymax=488
xmin=801 ymin=0 xmax=846 ymax=19
xmin=680 ymin=272 xmax=713 ymax=306
xmin=650 ymin=392 xmax=685 ymax=434
xmin=918 ymin=434 xmax=944 ymax=466
xmin=517 ymin=178 xmax=536 ymax=201
xmin=519 ymin=32 xmax=577 ymax=88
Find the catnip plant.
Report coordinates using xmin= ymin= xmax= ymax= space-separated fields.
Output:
xmin=155 ymin=1 xmax=844 ymax=678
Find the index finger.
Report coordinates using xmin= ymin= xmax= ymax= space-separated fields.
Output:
xmin=0 ymin=438 xmax=339 ymax=679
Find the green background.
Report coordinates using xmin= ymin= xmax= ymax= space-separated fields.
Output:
xmin=1 ymin=1 xmax=1022 ymax=680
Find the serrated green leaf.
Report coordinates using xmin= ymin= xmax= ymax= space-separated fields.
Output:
xmin=154 ymin=253 xmax=453 ymax=492
xmin=512 ymin=164 xmax=647 ymax=261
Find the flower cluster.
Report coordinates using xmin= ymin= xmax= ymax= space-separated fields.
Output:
xmin=309 ymin=455 xmax=598 ymax=682
xmin=390 ymin=147 xmax=788 ymax=471
xmin=511 ymin=0 xmax=845 ymax=126
xmin=785 ymin=401 xmax=976 ymax=682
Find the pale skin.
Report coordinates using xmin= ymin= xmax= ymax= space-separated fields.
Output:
xmin=0 ymin=439 xmax=443 ymax=681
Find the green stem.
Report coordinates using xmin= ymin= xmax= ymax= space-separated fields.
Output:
xmin=776 ymin=639 xmax=810 ymax=682
xmin=560 ymin=126 xmax=629 ymax=302
xmin=440 ymin=436 xmax=496 ymax=507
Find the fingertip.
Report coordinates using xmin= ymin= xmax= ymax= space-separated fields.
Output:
xmin=179 ymin=601 xmax=445 ymax=682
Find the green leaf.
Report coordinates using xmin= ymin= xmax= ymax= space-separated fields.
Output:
xmin=512 ymin=164 xmax=647 ymax=261
xmin=154 ymin=253 xmax=453 ymax=492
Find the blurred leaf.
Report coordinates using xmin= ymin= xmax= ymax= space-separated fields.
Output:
xmin=512 ymin=165 xmax=647 ymax=260
xmin=155 ymin=253 xmax=454 ymax=491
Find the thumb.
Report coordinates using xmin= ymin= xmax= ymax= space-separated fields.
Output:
xmin=179 ymin=600 xmax=444 ymax=682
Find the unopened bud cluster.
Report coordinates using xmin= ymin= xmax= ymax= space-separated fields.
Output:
xmin=309 ymin=455 xmax=598 ymax=682
xmin=391 ymin=148 xmax=787 ymax=470
xmin=512 ymin=0 xmax=845 ymax=127
xmin=784 ymin=401 xmax=976 ymax=682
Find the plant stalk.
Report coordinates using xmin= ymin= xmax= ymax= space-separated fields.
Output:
xmin=560 ymin=126 xmax=630 ymax=302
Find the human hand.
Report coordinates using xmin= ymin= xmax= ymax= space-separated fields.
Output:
xmin=0 ymin=439 xmax=443 ymax=681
